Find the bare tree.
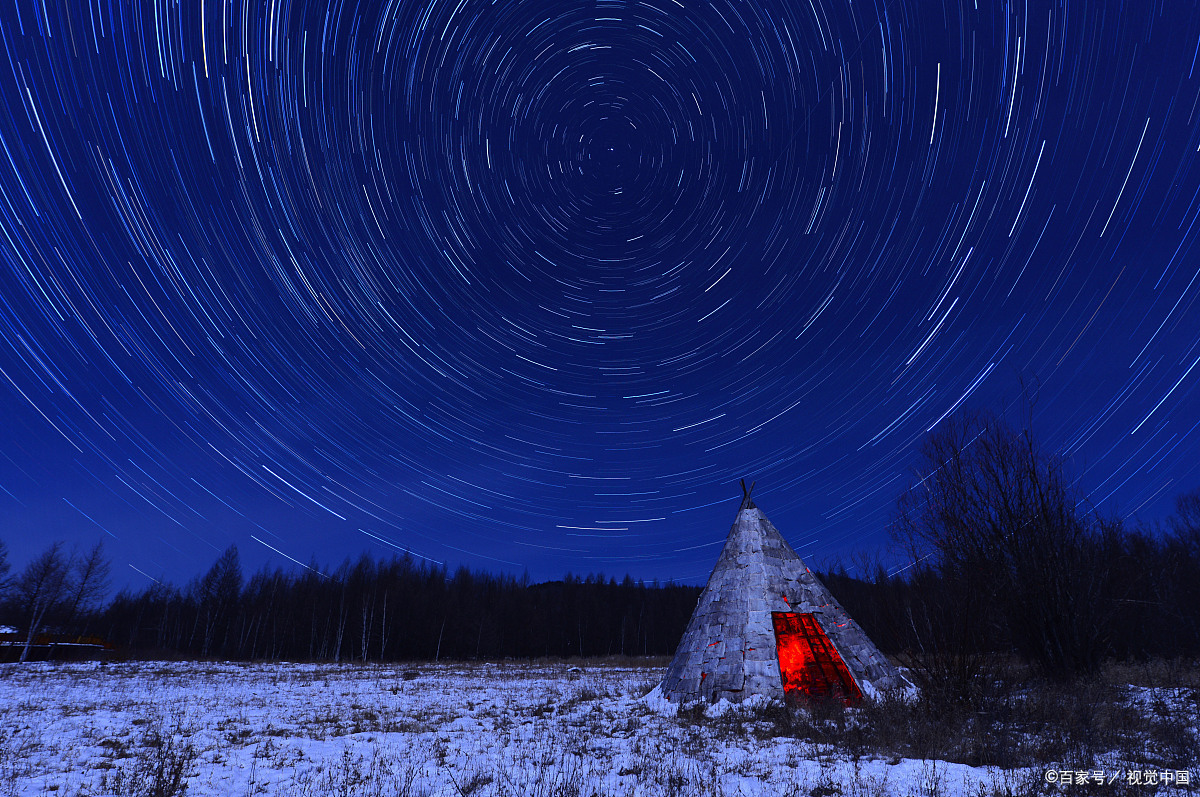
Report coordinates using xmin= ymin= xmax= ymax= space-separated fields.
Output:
xmin=1170 ymin=486 xmax=1200 ymax=551
xmin=892 ymin=410 xmax=1113 ymax=680
xmin=61 ymin=542 xmax=111 ymax=634
xmin=1164 ymin=487 xmax=1200 ymax=648
xmin=191 ymin=546 xmax=243 ymax=657
xmin=14 ymin=542 xmax=73 ymax=662
xmin=0 ymin=539 xmax=10 ymax=601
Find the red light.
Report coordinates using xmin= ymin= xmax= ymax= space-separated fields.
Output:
xmin=772 ymin=612 xmax=863 ymax=706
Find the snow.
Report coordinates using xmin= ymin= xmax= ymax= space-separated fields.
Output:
xmin=0 ymin=660 xmax=1144 ymax=796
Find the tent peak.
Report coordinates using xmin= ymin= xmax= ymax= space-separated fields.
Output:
xmin=738 ymin=479 xmax=757 ymax=510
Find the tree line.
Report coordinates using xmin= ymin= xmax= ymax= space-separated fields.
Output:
xmin=0 ymin=539 xmax=701 ymax=661
xmin=2 ymin=406 xmax=1198 ymax=675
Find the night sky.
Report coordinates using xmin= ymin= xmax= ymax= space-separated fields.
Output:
xmin=2 ymin=0 xmax=1200 ymax=588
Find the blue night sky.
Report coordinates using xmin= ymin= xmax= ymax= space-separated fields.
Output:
xmin=2 ymin=0 xmax=1200 ymax=588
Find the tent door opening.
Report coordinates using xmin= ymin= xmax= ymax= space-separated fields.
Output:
xmin=771 ymin=612 xmax=863 ymax=706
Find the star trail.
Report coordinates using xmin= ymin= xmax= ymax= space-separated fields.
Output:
xmin=2 ymin=0 xmax=1200 ymax=585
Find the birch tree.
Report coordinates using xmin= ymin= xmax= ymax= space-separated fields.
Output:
xmin=15 ymin=542 xmax=72 ymax=662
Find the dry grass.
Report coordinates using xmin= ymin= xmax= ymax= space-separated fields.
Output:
xmin=98 ymin=717 xmax=198 ymax=797
xmin=678 ymin=657 xmax=1200 ymax=783
xmin=1 ymin=658 xmax=1196 ymax=797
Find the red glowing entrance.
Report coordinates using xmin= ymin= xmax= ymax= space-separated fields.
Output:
xmin=771 ymin=612 xmax=863 ymax=706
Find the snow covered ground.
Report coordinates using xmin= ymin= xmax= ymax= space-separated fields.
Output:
xmin=0 ymin=660 xmax=1186 ymax=796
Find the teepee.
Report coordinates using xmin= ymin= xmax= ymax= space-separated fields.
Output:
xmin=660 ymin=482 xmax=904 ymax=705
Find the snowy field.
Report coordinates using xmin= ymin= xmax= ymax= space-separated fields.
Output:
xmin=0 ymin=660 xmax=1189 ymax=796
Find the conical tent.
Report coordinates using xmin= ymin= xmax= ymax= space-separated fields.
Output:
xmin=660 ymin=483 xmax=903 ymax=704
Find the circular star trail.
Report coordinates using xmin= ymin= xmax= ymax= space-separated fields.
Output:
xmin=2 ymin=0 xmax=1200 ymax=583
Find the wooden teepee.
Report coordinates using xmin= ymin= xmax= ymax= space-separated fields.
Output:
xmin=660 ymin=482 xmax=903 ymax=704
